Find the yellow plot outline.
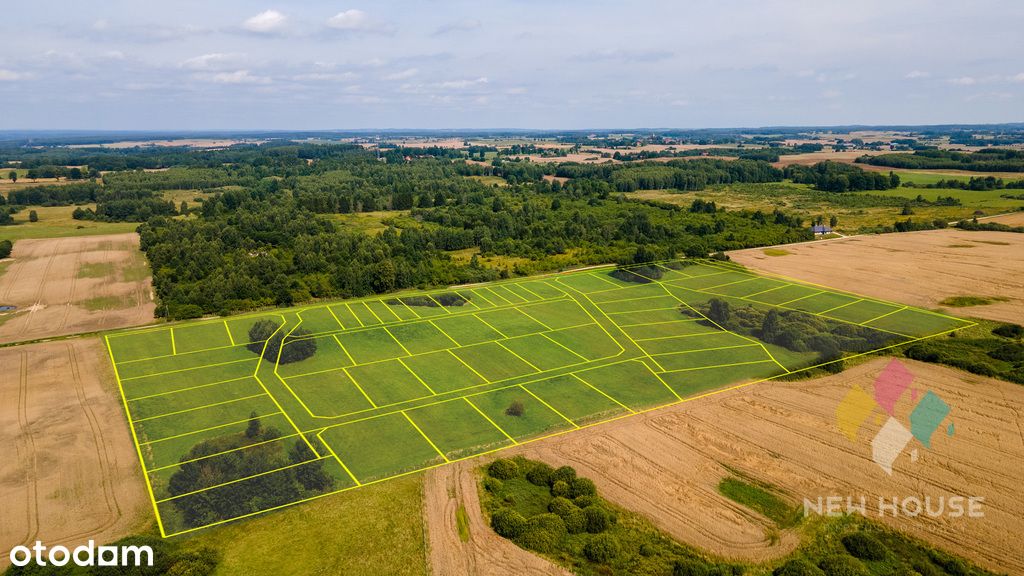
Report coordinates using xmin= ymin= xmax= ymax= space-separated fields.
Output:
xmin=104 ymin=259 xmax=975 ymax=537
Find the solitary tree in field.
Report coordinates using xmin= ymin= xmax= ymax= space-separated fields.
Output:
xmin=829 ymin=215 xmax=838 ymax=228
xmin=7 ymin=171 xmax=15 ymax=183
xmin=245 ymin=412 xmax=262 ymax=438
xmin=505 ymin=400 xmax=525 ymax=417
xmin=28 ymin=210 xmax=38 ymax=222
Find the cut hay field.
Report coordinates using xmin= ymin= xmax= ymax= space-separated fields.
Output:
xmin=729 ymin=228 xmax=1024 ymax=324
xmin=0 ymin=233 xmax=155 ymax=344
xmin=491 ymin=357 xmax=1024 ymax=574
xmin=0 ymin=338 xmax=149 ymax=567
xmin=103 ymin=259 xmax=971 ymax=536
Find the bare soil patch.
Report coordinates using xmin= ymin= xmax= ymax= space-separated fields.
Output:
xmin=426 ymin=359 xmax=1023 ymax=573
xmin=729 ymin=229 xmax=1024 ymax=324
xmin=0 ymin=233 xmax=155 ymax=344
xmin=772 ymin=149 xmax=900 ymax=167
xmin=0 ymin=338 xmax=149 ymax=567
xmin=424 ymin=463 xmax=570 ymax=576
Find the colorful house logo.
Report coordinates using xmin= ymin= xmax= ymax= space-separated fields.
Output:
xmin=835 ymin=359 xmax=954 ymax=475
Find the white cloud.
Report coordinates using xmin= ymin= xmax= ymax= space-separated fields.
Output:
xmin=439 ymin=77 xmax=488 ymax=89
xmin=822 ymin=89 xmax=842 ymax=98
xmin=433 ymin=19 xmax=481 ymax=36
xmin=205 ymin=70 xmax=271 ymax=84
xmin=383 ymin=68 xmax=418 ymax=81
xmin=948 ymin=76 xmax=976 ymax=86
xmin=180 ymin=53 xmax=243 ymax=70
xmin=326 ymin=9 xmax=383 ymax=32
xmin=243 ymin=10 xmax=287 ymax=33
xmin=0 ymin=69 xmax=24 ymax=81
xmin=1010 ymin=73 xmax=1024 ymax=83
xmin=905 ymin=70 xmax=929 ymax=79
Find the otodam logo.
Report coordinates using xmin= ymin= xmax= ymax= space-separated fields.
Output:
xmin=835 ymin=359 xmax=954 ymax=475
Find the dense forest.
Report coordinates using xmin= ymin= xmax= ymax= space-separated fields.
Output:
xmin=784 ymin=162 xmax=899 ymax=192
xmin=859 ymin=149 xmax=1024 ymax=172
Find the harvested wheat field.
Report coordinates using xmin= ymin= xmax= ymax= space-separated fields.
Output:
xmin=728 ymin=229 xmax=1024 ymax=325
xmin=0 ymin=233 xmax=155 ymax=344
xmin=0 ymin=338 xmax=149 ymax=568
xmin=986 ymin=211 xmax=1024 ymax=226
xmin=423 ymin=358 xmax=1022 ymax=574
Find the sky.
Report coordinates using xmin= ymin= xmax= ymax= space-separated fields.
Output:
xmin=1 ymin=0 xmax=1022 ymax=130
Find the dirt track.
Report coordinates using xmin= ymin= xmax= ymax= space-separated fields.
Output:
xmin=728 ymin=228 xmax=1024 ymax=324
xmin=425 ymin=464 xmax=570 ymax=576
xmin=0 ymin=233 xmax=155 ymax=344
xmin=0 ymin=338 xmax=148 ymax=567
xmin=425 ymin=359 xmax=1024 ymax=574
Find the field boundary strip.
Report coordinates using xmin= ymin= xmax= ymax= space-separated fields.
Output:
xmin=102 ymin=259 xmax=975 ymax=537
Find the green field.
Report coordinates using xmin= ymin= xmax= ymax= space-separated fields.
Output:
xmin=104 ymin=259 xmax=972 ymax=536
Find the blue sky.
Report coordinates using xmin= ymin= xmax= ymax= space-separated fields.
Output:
xmin=1 ymin=0 xmax=1022 ymax=130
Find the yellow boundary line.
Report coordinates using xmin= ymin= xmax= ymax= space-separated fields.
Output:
xmin=141 ymin=412 xmax=282 ymax=446
xmin=463 ymin=397 xmax=518 ymax=444
xmin=108 ymin=257 xmax=978 ymax=536
xmin=569 ymin=374 xmax=635 ymax=414
xmin=119 ymin=357 xmax=257 ymax=382
xmin=156 ymin=317 xmax=976 ymax=538
xmin=224 ymin=321 xmax=236 ymax=346
xmin=860 ymin=306 xmax=909 ymax=326
xmin=315 ymin=430 xmax=361 ymax=486
xmin=156 ymin=457 xmax=331 ymax=503
xmin=148 ymin=433 xmax=302 ymax=473
xmin=127 ymin=375 xmax=255 ymax=402
xmin=518 ymin=384 xmax=579 ymax=428
xmin=105 ymin=335 xmax=167 ymax=537
xmin=342 ymin=367 xmax=378 ymax=408
xmin=402 ymin=411 xmax=450 ymax=462
xmin=398 ymin=358 xmax=437 ymax=395
xmin=132 ymin=392 xmax=270 ymax=424
xmin=326 ymin=305 xmax=347 ymax=330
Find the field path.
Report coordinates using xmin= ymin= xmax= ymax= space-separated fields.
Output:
xmin=425 ymin=461 xmax=570 ymax=576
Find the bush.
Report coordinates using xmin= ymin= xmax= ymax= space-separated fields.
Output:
xmin=488 ymin=458 xmax=520 ymax=480
xmin=515 ymin=513 xmax=567 ymax=553
xmin=550 ymin=465 xmax=576 ymax=485
xmin=563 ymin=508 xmax=587 ymax=534
xmin=583 ymin=505 xmax=610 ymax=533
xmin=573 ymin=495 xmax=595 ymax=508
xmin=526 ymin=462 xmax=553 ymax=486
xmin=816 ymin=555 xmax=869 ymax=576
xmin=841 ymin=532 xmax=888 ymax=561
xmin=482 ymin=477 xmax=502 ymax=493
xmin=551 ymin=480 xmax=570 ymax=498
xmin=773 ymin=558 xmax=825 ymax=576
xmin=674 ymin=559 xmax=712 ymax=576
xmin=491 ymin=507 xmax=527 ymax=538
xmin=548 ymin=496 xmax=576 ymax=517
xmin=168 ymin=303 xmax=205 ymax=320
xmin=0 ymin=239 xmax=13 ymax=259
xmin=993 ymin=323 xmax=1023 ymax=339
xmin=570 ymin=477 xmax=597 ymax=498
xmin=505 ymin=400 xmax=525 ymax=417
xmin=584 ymin=533 xmax=621 ymax=563
xmin=988 ymin=343 xmax=1024 ymax=362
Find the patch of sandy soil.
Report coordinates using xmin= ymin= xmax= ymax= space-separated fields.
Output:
xmin=0 ymin=338 xmax=149 ymax=568
xmin=728 ymin=228 xmax=1024 ymax=325
xmin=425 ymin=463 xmax=570 ymax=576
xmin=0 ymin=233 xmax=155 ymax=344
xmin=426 ymin=358 xmax=1023 ymax=574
